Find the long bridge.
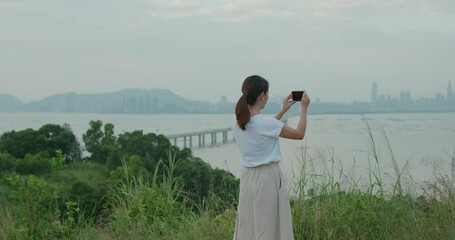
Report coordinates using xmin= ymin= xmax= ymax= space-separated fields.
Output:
xmin=165 ymin=127 xmax=233 ymax=149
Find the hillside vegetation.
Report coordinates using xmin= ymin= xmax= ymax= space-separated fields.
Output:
xmin=0 ymin=121 xmax=454 ymax=239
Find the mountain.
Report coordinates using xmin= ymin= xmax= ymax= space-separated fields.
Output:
xmin=0 ymin=93 xmax=24 ymax=112
xmin=18 ymin=88 xmax=231 ymax=114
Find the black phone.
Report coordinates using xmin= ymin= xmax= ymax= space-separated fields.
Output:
xmin=291 ymin=91 xmax=304 ymax=101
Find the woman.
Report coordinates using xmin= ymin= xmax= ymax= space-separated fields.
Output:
xmin=232 ymin=75 xmax=310 ymax=240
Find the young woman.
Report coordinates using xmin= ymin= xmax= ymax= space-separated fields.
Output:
xmin=232 ymin=75 xmax=310 ymax=240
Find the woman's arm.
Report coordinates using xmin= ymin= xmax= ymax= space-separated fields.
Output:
xmin=275 ymin=94 xmax=295 ymax=120
xmin=280 ymin=91 xmax=310 ymax=140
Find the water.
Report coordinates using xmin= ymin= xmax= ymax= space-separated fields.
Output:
xmin=193 ymin=113 xmax=455 ymax=192
xmin=1 ymin=112 xmax=454 ymax=191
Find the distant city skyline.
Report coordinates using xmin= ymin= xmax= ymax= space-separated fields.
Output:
xmin=370 ymin=80 xmax=455 ymax=104
xmin=1 ymin=80 xmax=454 ymax=105
xmin=1 ymin=83 xmax=454 ymax=114
xmin=365 ymin=80 xmax=455 ymax=113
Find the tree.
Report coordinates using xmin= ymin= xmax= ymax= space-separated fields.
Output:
xmin=114 ymin=131 xmax=184 ymax=172
xmin=175 ymin=158 xmax=212 ymax=202
xmin=82 ymin=120 xmax=117 ymax=164
xmin=15 ymin=152 xmax=53 ymax=175
xmin=0 ymin=124 xmax=80 ymax=161
xmin=0 ymin=129 xmax=38 ymax=158
xmin=0 ymin=152 xmax=15 ymax=172
xmin=37 ymin=123 xmax=81 ymax=161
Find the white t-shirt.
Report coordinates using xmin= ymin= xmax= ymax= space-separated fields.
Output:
xmin=232 ymin=115 xmax=285 ymax=167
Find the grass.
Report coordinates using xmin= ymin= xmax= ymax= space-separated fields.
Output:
xmin=1 ymin=125 xmax=455 ymax=239
xmin=290 ymin=119 xmax=455 ymax=239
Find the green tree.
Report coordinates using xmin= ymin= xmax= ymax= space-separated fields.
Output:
xmin=0 ymin=152 xmax=15 ymax=172
xmin=15 ymin=152 xmax=53 ymax=175
xmin=82 ymin=120 xmax=104 ymax=161
xmin=175 ymin=158 xmax=212 ymax=203
xmin=210 ymin=168 xmax=239 ymax=206
xmin=111 ymin=131 xmax=189 ymax=171
xmin=102 ymin=123 xmax=116 ymax=146
xmin=0 ymin=128 xmax=38 ymax=158
xmin=82 ymin=120 xmax=117 ymax=164
xmin=173 ymin=157 xmax=239 ymax=208
xmin=49 ymin=162 xmax=110 ymax=218
xmin=37 ymin=124 xmax=81 ymax=161
xmin=109 ymin=155 xmax=149 ymax=181
xmin=114 ymin=131 xmax=162 ymax=171
xmin=0 ymin=124 xmax=80 ymax=161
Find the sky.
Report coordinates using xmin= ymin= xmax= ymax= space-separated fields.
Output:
xmin=1 ymin=0 xmax=455 ymax=104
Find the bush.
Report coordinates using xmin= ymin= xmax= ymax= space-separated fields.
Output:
xmin=15 ymin=152 xmax=53 ymax=175
xmin=0 ymin=152 xmax=15 ymax=172
xmin=5 ymin=175 xmax=76 ymax=239
xmin=49 ymin=162 xmax=110 ymax=218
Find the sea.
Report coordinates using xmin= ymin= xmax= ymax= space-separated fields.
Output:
xmin=1 ymin=112 xmax=454 ymax=194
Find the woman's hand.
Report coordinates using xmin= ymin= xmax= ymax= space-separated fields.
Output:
xmin=282 ymin=94 xmax=296 ymax=112
xmin=300 ymin=91 xmax=310 ymax=110
xmin=279 ymin=91 xmax=310 ymax=140
xmin=275 ymin=94 xmax=296 ymax=120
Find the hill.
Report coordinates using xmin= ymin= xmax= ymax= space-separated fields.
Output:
xmin=0 ymin=89 xmax=233 ymax=114
xmin=0 ymin=93 xmax=24 ymax=112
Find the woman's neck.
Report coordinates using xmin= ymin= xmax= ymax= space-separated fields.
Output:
xmin=249 ymin=105 xmax=261 ymax=116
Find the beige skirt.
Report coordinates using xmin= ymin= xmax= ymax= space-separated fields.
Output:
xmin=233 ymin=162 xmax=294 ymax=240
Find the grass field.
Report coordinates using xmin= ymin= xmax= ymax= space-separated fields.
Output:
xmin=1 ymin=127 xmax=454 ymax=240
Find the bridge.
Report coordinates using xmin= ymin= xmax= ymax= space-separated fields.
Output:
xmin=164 ymin=116 xmax=296 ymax=149
xmin=165 ymin=127 xmax=233 ymax=149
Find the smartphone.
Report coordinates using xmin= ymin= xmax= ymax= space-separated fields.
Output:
xmin=291 ymin=91 xmax=305 ymax=101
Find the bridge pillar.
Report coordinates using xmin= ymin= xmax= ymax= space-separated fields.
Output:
xmin=223 ymin=131 xmax=227 ymax=143
xmin=211 ymin=132 xmax=217 ymax=145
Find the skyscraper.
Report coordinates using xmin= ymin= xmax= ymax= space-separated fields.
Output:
xmin=220 ymin=95 xmax=227 ymax=104
xmin=448 ymin=81 xmax=453 ymax=101
xmin=371 ymin=82 xmax=378 ymax=105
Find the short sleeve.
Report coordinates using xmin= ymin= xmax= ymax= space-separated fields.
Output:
xmin=263 ymin=118 xmax=284 ymax=138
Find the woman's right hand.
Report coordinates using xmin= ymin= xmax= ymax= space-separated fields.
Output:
xmin=300 ymin=91 xmax=310 ymax=110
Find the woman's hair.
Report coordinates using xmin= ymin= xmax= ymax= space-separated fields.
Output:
xmin=235 ymin=75 xmax=269 ymax=130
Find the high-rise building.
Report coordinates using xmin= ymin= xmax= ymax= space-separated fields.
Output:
xmin=448 ymin=81 xmax=453 ymax=101
xmin=220 ymin=95 xmax=227 ymax=104
xmin=371 ymin=82 xmax=378 ymax=105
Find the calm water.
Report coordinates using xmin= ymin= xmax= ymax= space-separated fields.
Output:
xmin=1 ymin=112 xmax=454 ymax=191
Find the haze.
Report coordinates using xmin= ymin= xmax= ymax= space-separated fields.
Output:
xmin=1 ymin=0 xmax=455 ymax=103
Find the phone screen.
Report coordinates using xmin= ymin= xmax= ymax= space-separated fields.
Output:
xmin=292 ymin=91 xmax=304 ymax=101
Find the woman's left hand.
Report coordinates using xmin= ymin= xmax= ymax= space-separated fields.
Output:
xmin=282 ymin=94 xmax=296 ymax=112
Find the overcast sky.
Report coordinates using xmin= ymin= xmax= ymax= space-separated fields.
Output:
xmin=1 ymin=0 xmax=455 ymax=103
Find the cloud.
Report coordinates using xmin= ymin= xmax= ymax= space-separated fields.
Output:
xmin=144 ymin=0 xmax=304 ymax=22
xmin=0 ymin=3 xmax=17 ymax=9
xmin=421 ymin=0 xmax=455 ymax=15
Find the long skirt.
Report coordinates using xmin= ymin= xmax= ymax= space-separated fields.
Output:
xmin=233 ymin=162 xmax=294 ymax=240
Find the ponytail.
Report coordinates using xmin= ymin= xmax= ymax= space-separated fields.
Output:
xmin=235 ymin=75 xmax=269 ymax=131
xmin=236 ymin=94 xmax=250 ymax=130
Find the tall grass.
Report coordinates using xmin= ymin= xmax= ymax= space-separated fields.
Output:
xmin=290 ymin=121 xmax=455 ymax=239
xmin=100 ymin=149 xmax=236 ymax=239
xmin=0 ymin=193 xmax=12 ymax=240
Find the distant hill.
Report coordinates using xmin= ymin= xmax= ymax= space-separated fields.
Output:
xmin=1 ymin=88 xmax=233 ymax=114
xmin=0 ymin=93 xmax=24 ymax=112
xmin=3 ymin=88 xmax=453 ymax=115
